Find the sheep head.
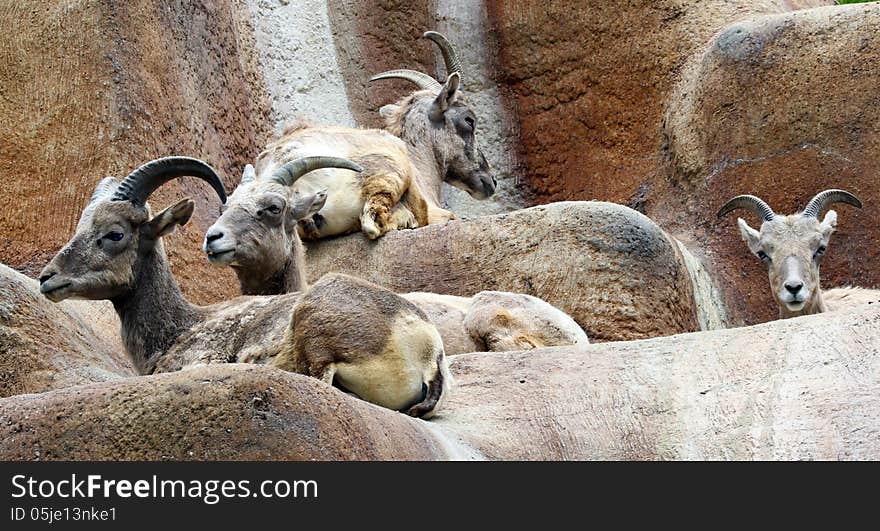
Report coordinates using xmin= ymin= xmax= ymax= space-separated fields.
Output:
xmin=718 ymin=190 xmax=862 ymax=316
xmin=370 ymin=31 xmax=496 ymax=200
xmin=203 ymin=157 xmax=361 ymax=276
xmin=39 ymin=157 xmax=226 ymax=302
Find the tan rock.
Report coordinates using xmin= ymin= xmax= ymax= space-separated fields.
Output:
xmin=306 ymin=201 xmax=701 ymax=342
xmin=437 ymin=303 xmax=880 ymax=460
xmin=0 ymin=265 xmax=134 ymax=398
xmin=0 ymin=364 xmax=472 ymax=461
xmin=2 ymin=303 xmax=877 ymax=460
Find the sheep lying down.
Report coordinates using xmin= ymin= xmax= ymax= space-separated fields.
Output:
xmin=39 ymin=157 xmax=587 ymax=420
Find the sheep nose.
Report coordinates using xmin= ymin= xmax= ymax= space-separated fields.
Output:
xmin=785 ymin=281 xmax=803 ymax=295
xmin=205 ymin=229 xmax=224 ymax=243
xmin=39 ymin=272 xmax=56 ymax=285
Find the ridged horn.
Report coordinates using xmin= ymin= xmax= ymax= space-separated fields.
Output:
xmin=112 ymin=157 xmax=227 ymax=206
xmin=369 ymin=69 xmax=443 ymax=92
xmin=717 ymin=195 xmax=776 ymax=222
xmin=270 ymin=156 xmax=363 ymax=187
xmin=423 ymin=31 xmax=462 ymax=77
xmin=802 ymin=189 xmax=862 ymax=218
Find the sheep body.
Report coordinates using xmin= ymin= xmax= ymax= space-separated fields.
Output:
xmin=256 ymin=125 xmax=434 ymax=240
xmin=41 ymin=159 xmax=449 ymax=417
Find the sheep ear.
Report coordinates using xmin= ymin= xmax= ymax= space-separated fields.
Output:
xmin=819 ymin=209 xmax=838 ymax=237
xmin=143 ymin=198 xmax=195 ymax=240
xmin=290 ymin=189 xmax=328 ymax=220
xmin=737 ymin=218 xmax=762 ymax=255
xmin=241 ymin=164 xmax=256 ymax=184
xmin=429 ymin=72 xmax=460 ymax=122
xmin=379 ymin=104 xmax=399 ymax=118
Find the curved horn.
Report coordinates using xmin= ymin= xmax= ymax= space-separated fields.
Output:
xmin=112 ymin=156 xmax=227 ymax=205
xmin=717 ymin=195 xmax=776 ymax=222
xmin=270 ymin=156 xmax=363 ymax=187
xmin=369 ymin=69 xmax=443 ymax=92
xmin=802 ymin=189 xmax=862 ymax=218
xmin=423 ymin=31 xmax=462 ymax=77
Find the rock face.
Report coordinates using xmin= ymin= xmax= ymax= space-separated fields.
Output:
xmin=484 ymin=0 xmax=830 ymax=205
xmin=0 ymin=0 xmax=271 ymax=306
xmin=0 ymin=265 xmax=134 ymax=399
xmin=2 ymin=304 xmax=877 ymax=461
xmin=0 ymin=364 xmax=472 ymax=461
xmin=437 ymin=303 xmax=880 ymax=460
xmin=481 ymin=1 xmax=878 ymax=326
xmin=306 ymin=202 xmax=701 ymax=342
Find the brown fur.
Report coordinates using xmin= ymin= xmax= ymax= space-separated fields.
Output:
xmin=274 ymin=273 xmax=448 ymax=417
xmin=41 ymin=178 xmax=450 ymax=417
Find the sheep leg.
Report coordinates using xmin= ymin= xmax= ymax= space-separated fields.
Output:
xmin=316 ymin=363 xmax=337 ymax=385
xmin=360 ymin=191 xmax=398 ymax=239
xmin=297 ymin=216 xmax=322 ymax=240
xmin=387 ymin=203 xmax=418 ymax=230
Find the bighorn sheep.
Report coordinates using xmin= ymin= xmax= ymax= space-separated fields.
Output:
xmin=38 ymin=157 xmax=450 ymax=417
xmin=248 ymin=32 xmax=494 ymax=242
xmin=371 ymin=31 xmax=495 ymax=214
xmin=718 ymin=189 xmax=880 ymax=318
xmin=255 ymin=124 xmax=436 ymax=240
xmin=205 ymin=161 xmax=589 ymax=354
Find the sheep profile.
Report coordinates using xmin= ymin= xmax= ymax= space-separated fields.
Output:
xmin=718 ymin=189 xmax=880 ymax=318
xmin=38 ymin=157 xmax=450 ymax=417
xmin=371 ymin=31 xmax=496 ymax=217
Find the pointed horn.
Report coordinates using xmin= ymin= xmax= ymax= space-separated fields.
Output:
xmin=423 ymin=31 xmax=462 ymax=77
xmin=270 ymin=156 xmax=363 ymax=187
xmin=370 ymin=69 xmax=443 ymax=92
xmin=112 ymin=156 xmax=227 ymax=205
xmin=802 ymin=189 xmax=862 ymax=218
xmin=717 ymin=195 xmax=776 ymax=222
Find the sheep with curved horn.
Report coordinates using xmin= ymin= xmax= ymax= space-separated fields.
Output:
xmin=368 ymin=30 xmax=496 ymax=219
xmin=718 ymin=189 xmax=879 ymax=318
xmin=39 ymin=157 xmax=451 ymax=418
xmin=204 ymin=163 xmax=589 ymax=353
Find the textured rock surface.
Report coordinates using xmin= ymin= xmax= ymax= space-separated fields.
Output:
xmin=0 ymin=0 xmax=272 ymax=305
xmin=485 ymin=0 xmax=830 ymax=205
xmin=0 ymin=364 xmax=473 ymax=460
xmin=437 ymin=303 xmax=880 ymax=460
xmin=658 ymin=3 xmax=880 ymax=325
xmin=306 ymin=202 xmax=700 ymax=342
xmin=244 ymin=0 xmax=356 ymax=132
xmin=0 ymin=265 xmax=134 ymax=399
xmin=2 ymin=304 xmax=877 ymax=460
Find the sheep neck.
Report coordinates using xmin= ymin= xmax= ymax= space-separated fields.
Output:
xmin=394 ymin=100 xmax=444 ymax=208
xmin=235 ymin=253 xmax=306 ymax=296
xmin=235 ymin=261 xmax=305 ymax=295
xmin=405 ymin=139 xmax=444 ymax=208
xmin=111 ymin=244 xmax=203 ymax=374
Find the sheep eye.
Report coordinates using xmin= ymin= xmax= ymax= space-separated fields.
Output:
xmin=267 ymin=205 xmax=281 ymax=215
xmin=464 ymin=116 xmax=475 ymax=129
xmin=104 ymin=231 xmax=124 ymax=242
xmin=757 ymin=250 xmax=771 ymax=262
xmin=814 ymin=245 xmax=826 ymax=258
